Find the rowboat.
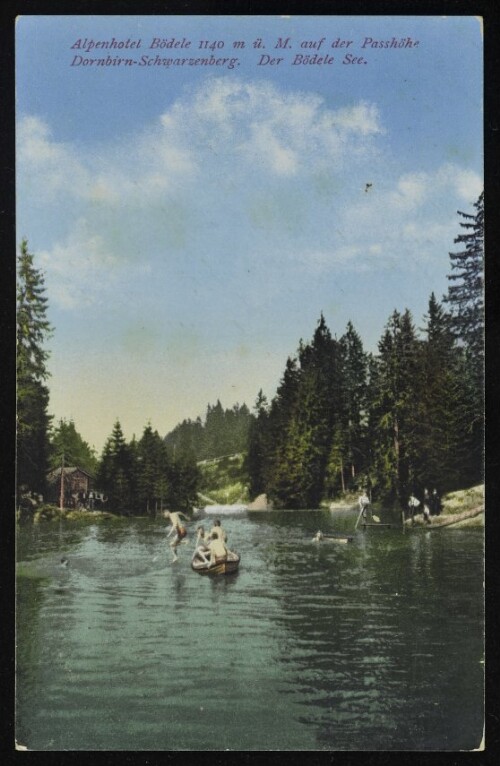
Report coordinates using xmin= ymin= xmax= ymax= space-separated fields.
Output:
xmin=191 ymin=550 xmax=240 ymax=575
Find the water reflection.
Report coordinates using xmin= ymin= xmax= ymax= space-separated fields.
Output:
xmin=16 ymin=515 xmax=483 ymax=751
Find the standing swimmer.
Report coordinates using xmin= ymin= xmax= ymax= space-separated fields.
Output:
xmin=358 ymin=491 xmax=370 ymax=521
xmin=164 ymin=510 xmax=190 ymax=562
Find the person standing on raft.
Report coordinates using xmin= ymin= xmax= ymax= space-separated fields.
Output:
xmin=164 ymin=510 xmax=189 ymax=562
xmin=358 ymin=491 xmax=370 ymax=521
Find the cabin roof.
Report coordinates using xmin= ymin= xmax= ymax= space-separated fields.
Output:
xmin=46 ymin=466 xmax=94 ymax=482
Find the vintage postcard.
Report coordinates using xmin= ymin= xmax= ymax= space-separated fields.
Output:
xmin=16 ymin=15 xmax=484 ymax=751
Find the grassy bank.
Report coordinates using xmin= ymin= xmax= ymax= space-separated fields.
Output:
xmin=405 ymin=484 xmax=484 ymax=529
xmin=19 ymin=504 xmax=118 ymax=523
xmin=197 ymin=453 xmax=249 ymax=505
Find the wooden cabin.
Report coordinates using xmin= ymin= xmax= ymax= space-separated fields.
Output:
xmin=46 ymin=466 xmax=106 ymax=509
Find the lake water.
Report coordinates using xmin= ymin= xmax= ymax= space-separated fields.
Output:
xmin=16 ymin=509 xmax=484 ymax=751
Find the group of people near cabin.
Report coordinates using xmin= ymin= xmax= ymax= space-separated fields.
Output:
xmin=407 ymin=488 xmax=442 ymax=524
xmin=163 ymin=510 xmax=234 ymax=566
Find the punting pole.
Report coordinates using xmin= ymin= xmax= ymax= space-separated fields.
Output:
xmin=354 ymin=506 xmax=364 ymax=531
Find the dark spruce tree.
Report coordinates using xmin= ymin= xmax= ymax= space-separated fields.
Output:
xmin=137 ymin=423 xmax=167 ymax=515
xmin=410 ymin=294 xmax=467 ymax=492
xmin=246 ymin=390 xmax=270 ymax=499
xmin=264 ymin=315 xmax=342 ymax=508
xmin=444 ymin=191 xmax=484 ymax=483
xmin=327 ymin=321 xmax=368 ymax=494
xmin=96 ymin=420 xmax=137 ymax=514
xmin=263 ymin=356 xmax=303 ymax=507
xmin=445 ymin=191 xmax=484 ymax=369
xmin=49 ymin=419 xmax=98 ymax=476
xmin=368 ymin=309 xmax=419 ymax=505
xmin=17 ymin=240 xmax=53 ymax=495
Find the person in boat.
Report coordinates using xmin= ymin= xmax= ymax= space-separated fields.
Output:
xmin=358 ymin=491 xmax=370 ymax=520
xmin=192 ymin=525 xmax=210 ymax=565
xmin=206 ymin=536 xmax=229 ymax=568
xmin=208 ymin=518 xmax=228 ymax=543
xmin=164 ymin=510 xmax=189 ymax=562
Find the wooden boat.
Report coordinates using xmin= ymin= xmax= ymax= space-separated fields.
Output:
xmin=191 ymin=550 xmax=240 ymax=576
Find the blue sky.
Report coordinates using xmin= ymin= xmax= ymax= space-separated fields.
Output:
xmin=16 ymin=15 xmax=483 ymax=453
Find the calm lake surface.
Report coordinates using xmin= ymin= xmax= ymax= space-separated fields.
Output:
xmin=16 ymin=509 xmax=484 ymax=751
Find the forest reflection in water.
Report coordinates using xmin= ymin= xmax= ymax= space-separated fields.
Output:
xmin=16 ymin=510 xmax=484 ymax=751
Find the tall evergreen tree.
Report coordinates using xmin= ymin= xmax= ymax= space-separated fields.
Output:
xmin=137 ymin=423 xmax=166 ymax=515
xmin=336 ymin=321 xmax=368 ymax=489
xmin=17 ymin=240 xmax=53 ymax=494
xmin=369 ymin=309 xmax=419 ymax=504
xmin=96 ymin=420 xmax=137 ymax=514
xmin=246 ymin=390 xmax=269 ymax=498
xmin=444 ymin=191 xmax=484 ymax=481
xmin=410 ymin=294 xmax=464 ymax=491
xmin=260 ymin=355 xmax=302 ymax=501
xmin=265 ymin=315 xmax=342 ymax=508
xmin=445 ymin=191 xmax=484 ymax=367
xmin=49 ymin=419 xmax=98 ymax=476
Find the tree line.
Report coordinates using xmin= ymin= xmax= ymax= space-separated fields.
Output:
xmin=246 ymin=192 xmax=484 ymax=508
xmin=164 ymin=401 xmax=252 ymax=462
xmin=16 ymin=191 xmax=483 ymax=512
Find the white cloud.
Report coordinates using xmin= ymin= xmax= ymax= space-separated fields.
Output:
xmin=17 ymin=116 xmax=89 ymax=198
xmin=18 ymin=78 xmax=482 ymax=314
xmin=392 ymin=173 xmax=428 ymax=210
xmin=38 ymin=219 xmax=122 ymax=309
xmin=435 ymin=165 xmax=483 ymax=203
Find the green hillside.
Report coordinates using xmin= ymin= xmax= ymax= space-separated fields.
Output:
xmin=197 ymin=453 xmax=250 ymax=505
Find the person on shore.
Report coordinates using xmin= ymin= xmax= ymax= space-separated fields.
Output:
xmin=192 ymin=525 xmax=210 ymax=565
xmin=430 ymin=489 xmax=442 ymax=516
xmin=422 ymin=488 xmax=431 ymax=524
xmin=408 ymin=493 xmax=420 ymax=524
xmin=164 ymin=510 xmax=190 ymax=562
xmin=358 ymin=491 xmax=370 ymax=520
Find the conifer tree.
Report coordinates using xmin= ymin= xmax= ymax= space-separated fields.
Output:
xmin=369 ymin=309 xmax=419 ymax=504
xmin=337 ymin=321 xmax=368 ymax=487
xmin=246 ymin=390 xmax=269 ymax=498
xmin=265 ymin=315 xmax=341 ymax=508
xmin=410 ymin=295 xmax=462 ymax=490
xmin=445 ymin=191 xmax=484 ymax=369
xmin=137 ymin=423 xmax=166 ymax=514
xmin=444 ymin=191 xmax=484 ymax=481
xmin=96 ymin=420 xmax=137 ymax=514
xmin=49 ymin=419 xmax=97 ymax=476
xmin=17 ymin=240 xmax=53 ymax=494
